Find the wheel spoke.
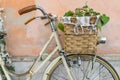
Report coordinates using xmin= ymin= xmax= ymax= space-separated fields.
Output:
xmin=47 ymin=54 xmax=119 ymax=80
xmin=51 ymin=65 xmax=69 ymax=80
xmin=87 ymin=62 xmax=103 ymax=78
xmin=90 ymin=65 xmax=114 ymax=80
xmin=82 ymin=60 xmax=91 ymax=80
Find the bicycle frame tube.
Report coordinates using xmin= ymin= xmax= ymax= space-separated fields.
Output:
xmin=26 ymin=31 xmax=63 ymax=74
xmin=0 ymin=56 xmax=11 ymax=80
xmin=61 ymin=56 xmax=77 ymax=80
xmin=27 ymin=31 xmax=76 ymax=80
xmin=0 ymin=27 xmax=75 ymax=80
xmin=43 ymin=55 xmax=77 ymax=80
xmin=0 ymin=31 xmax=62 ymax=80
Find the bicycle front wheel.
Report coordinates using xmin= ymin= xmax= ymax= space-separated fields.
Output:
xmin=46 ymin=54 xmax=119 ymax=80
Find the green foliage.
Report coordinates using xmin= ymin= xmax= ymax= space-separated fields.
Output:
xmin=0 ymin=56 xmax=15 ymax=80
xmin=82 ymin=5 xmax=89 ymax=8
xmin=58 ymin=23 xmax=64 ymax=31
xmin=0 ymin=66 xmax=14 ymax=80
xmin=64 ymin=10 xmax=74 ymax=17
xmin=6 ymin=66 xmax=15 ymax=72
xmin=0 ymin=36 xmax=14 ymax=80
xmin=100 ymin=14 xmax=110 ymax=26
xmin=58 ymin=5 xmax=110 ymax=31
xmin=97 ymin=14 xmax=110 ymax=30
xmin=0 ymin=65 xmax=15 ymax=80
xmin=97 ymin=20 xmax=103 ymax=30
xmin=0 ymin=39 xmax=6 ymax=45
xmin=75 ymin=11 xmax=83 ymax=17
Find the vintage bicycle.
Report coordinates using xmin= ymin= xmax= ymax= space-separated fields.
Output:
xmin=0 ymin=5 xmax=119 ymax=80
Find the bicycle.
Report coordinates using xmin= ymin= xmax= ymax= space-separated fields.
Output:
xmin=0 ymin=5 xmax=119 ymax=80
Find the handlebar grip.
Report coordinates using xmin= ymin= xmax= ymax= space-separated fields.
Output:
xmin=18 ymin=5 xmax=47 ymax=16
xmin=24 ymin=17 xmax=36 ymax=25
xmin=18 ymin=5 xmax=36 ymax=15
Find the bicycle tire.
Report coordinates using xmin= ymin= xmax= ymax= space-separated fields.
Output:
xmin=45 ymin=54 xmax=120 ymax=80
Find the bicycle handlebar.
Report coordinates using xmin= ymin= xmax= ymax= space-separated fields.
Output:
xmin=18 ymin=5 xmax=47 ymax=16
xmin=18 ymin=5 xmax=57 ymax=25
xmin=24 ymin=16 xmax=47 ymax=25
xmin=24 ymin=17 xmax=36 ymax=25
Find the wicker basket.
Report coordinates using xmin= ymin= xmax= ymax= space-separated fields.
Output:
xmin=63 ymin=16 xmax=99 ymax=54
xmin=62 ymin=15 xmax=100 ymax=53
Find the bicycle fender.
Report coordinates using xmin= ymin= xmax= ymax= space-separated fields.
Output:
xmin=42 ymin=56 xmax=61 ymax=80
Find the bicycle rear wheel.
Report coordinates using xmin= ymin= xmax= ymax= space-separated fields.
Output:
xmin=46 ymin=54 xmax=119 ymax=80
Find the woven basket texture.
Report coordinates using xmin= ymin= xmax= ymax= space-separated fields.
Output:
xmin=64 ymin=24 xmax=98 ymax=54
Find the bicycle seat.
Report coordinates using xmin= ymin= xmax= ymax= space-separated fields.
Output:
xmin=0 ymin=32 xmax=7 ymax=39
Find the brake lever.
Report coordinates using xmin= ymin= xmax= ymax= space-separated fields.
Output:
xmin=44 ymin=13 xmax=58 ymax=26
xmin=24 ymin=13 xmax=57 ymax=26
xmin=24 ymin=16 xmax=47 ymax=25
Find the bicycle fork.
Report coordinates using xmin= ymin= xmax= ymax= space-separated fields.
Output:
xmin=61 ymin=55 xmax=77 ymax=80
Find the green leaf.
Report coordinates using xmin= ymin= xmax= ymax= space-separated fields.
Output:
xmin=92 ymin=11 xmax=100 ymax=15
xmin=84 ymin=12 xmax=91 ymax=16
xmin=0 ymin=39 xmax=6 ymax=45
xmin=97 ymin=20 xmax=103 ymax=31
xmin=89 ymin=8 xmax=94 ymax=12
xmin=75 ymin=12 xmax=83 ymax=16
xmin=101 ymin=14 xmax=110 ymax=26
xmin=7 ymin=66 xmax=15 ymax=71
xmin=75 ymin=8 xmax=83 ymax=16
xmin=63 ymin=5 xmax=110 ymax=31
xmin=58 ymin=23 xmax=64 ymax=32
xmin=64 ymin=11 xmax=74 ymax=17
xmin=82 ymin=5 xmax=89 ymax=8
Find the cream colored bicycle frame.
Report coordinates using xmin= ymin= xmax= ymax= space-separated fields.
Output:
xmin=0 ymin=31 xmax=76 ymax=80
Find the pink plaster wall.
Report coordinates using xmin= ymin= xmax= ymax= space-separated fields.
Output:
xmin=1 ymin=0 xmax=35 ymax=56
xmin=1 ymin=0 xmax=120 ymax=56
xmin=35 ymin=0 xmax=120 ymax=54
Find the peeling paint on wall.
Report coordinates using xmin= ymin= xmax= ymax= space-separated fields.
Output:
xmin=1 ymin=0 xmax=36 ymax=56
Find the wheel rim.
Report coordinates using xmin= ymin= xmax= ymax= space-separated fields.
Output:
xmin=48 ymin=54 xmax=119 ymax=80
